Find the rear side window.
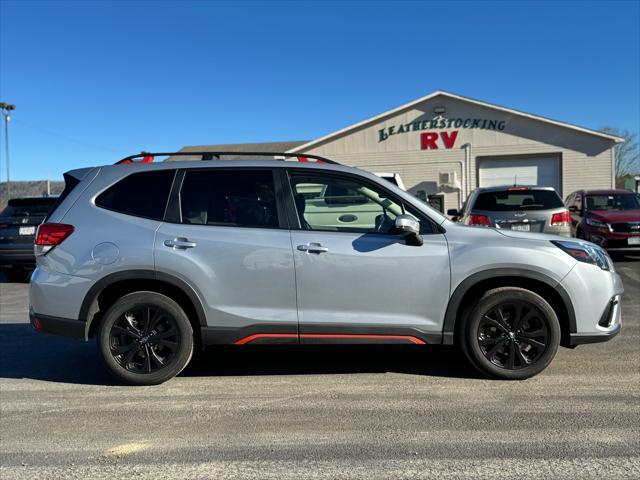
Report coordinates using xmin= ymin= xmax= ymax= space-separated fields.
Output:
xmin=473 ymin=189 xmax=564 ymax=211
xmin=180 ymin=170 xmax=278 ymax=228
xmin=96 ymin=170 xmax=175 ymax=220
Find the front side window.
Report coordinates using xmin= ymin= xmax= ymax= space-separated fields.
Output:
xmin=180 ymin=170 xmax=279 ymax=228
xmin=586 ymin=194 xmax=640 ymax=211
xmin=289 ymin=173 xmax=429 ymax=234
xmin=96 ymin=170 xmax=176 ymax=220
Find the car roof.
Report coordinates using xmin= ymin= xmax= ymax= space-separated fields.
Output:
xmin=7 ymin=196 xmax=59 ymax=203
xmin=581 ymin=189 xmax=636 ymax=195
xmin=474 ymin=185 xmax=557 ymax=193
xmin=97 ymin=158 xmax=366 ymax=176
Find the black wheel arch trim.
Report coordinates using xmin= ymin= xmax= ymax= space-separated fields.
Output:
xmin=442 ymin=268 xmax=577 ymax=345
xmin=78 ymin=269 xmax=208 ymax=341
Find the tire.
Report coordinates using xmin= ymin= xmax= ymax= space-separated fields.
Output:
xmin=458 ymin=287 xmax=560 ymax=380
xmin=97 ymin=291 xmax=194 ymax=386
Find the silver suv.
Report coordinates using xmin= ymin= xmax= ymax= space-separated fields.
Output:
xmin=29 ymin=152 xmax=623 ymax=385
xmin=449 ymin=186 xmax=571 ymax=236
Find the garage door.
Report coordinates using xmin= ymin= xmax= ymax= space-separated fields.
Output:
xmin=478 ymin=156 xmax=560 ymax=193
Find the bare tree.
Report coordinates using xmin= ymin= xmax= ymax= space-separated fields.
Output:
xmin=601 ymin=126 xmax=640 ymax=179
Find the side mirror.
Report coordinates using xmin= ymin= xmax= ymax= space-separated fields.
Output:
xmin=447 ymin=209 xmax=460 ymax=216
xmin=568 ymin=205 xmax=578 ymax=213
xmin=394 ymin=215 xmax=423 ymax=246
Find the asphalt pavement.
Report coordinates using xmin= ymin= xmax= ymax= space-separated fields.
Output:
xmin=1 ymin=257 xmax=639 ymax=479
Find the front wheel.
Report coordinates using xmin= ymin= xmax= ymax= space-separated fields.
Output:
xmin=459 ymin=287 xmax=560 ymax=380
xmin=98 ymin=291 xmax=194 ymax=385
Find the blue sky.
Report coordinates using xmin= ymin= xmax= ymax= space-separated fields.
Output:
xmin=0 ymin=0 xmax=638 ymax=180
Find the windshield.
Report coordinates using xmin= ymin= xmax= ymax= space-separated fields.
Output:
xmin=586 ymin=194 xmax=640 ymax=211
xmin=473 ymin=189 xmax=564 ymax=211
xmin=0 ymin=198 xmax=58 ymax=217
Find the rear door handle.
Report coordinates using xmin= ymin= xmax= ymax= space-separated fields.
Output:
xmin=164 ymin=237 xmax=197 ymax=250
xmin=297 ymin=242 xmax=329 ymax=254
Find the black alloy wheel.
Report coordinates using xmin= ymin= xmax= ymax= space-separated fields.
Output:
xmin=109 ymin=305 xmax=180 ymax=374
xmin=98 ymin=291 xmax=194 ymax=385
xmin=477 ymin=301 xmax=548 ymax=370
xmin=459 ymin=287 xmax=561 ymax=380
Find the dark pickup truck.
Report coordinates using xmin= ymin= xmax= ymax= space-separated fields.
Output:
xmin=0 ymin=196 xmax=58 ymax=281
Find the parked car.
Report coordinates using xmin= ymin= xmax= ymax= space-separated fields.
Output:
xmin=448 ymin=186 xmax=571 ymax=236
xmin=30 ymin=152 xmax=622 ymax=385
xmin=0 ymin=196 xmax=58 ymax=281
xmin=565 ymin=189 xmax=640 ymax=252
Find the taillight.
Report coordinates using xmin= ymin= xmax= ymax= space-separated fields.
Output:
xmin=550 ymin=210 xmax=570 ymax=226
xmin=35 ymin=223 xmax=74 ymax=256
xmin=467 ymin=214 xmax=492 ymax=226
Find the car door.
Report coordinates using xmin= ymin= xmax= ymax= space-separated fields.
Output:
xmin=154 ymin=168 xmax=298 ymax=344
xmin=287 ymin=170 xmax=450 ymax=345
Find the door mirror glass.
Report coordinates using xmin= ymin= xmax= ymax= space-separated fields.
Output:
xmin=394 ymin=215 xmax=423 ymax=246
xmin=568 ymin=205 xmax=578 ymax=213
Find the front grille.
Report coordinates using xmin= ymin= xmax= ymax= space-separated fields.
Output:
xmin=611 ymin=222 xmax=640 ymax=233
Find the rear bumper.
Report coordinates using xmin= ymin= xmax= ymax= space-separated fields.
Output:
xmin=0 ymin=247 xmax=34 ymax=266
xmin=30 ymin=309 xmax=86 ymax=341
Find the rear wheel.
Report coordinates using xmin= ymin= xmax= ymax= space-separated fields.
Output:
xmin=98 ymin=291 xmax=194 ymax=385
xmin=459 ymin=287 xmax=560 ymax=380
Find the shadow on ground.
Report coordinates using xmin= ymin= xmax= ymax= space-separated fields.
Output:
xmin=0 ymin=323 xmax=480 ymax=385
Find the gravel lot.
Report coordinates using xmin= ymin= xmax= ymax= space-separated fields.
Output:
xmin=1 ymin=257 xmax=639 ymax=479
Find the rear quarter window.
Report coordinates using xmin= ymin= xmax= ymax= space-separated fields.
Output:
xmin=96 ymin=170 xmax=176 ymax=220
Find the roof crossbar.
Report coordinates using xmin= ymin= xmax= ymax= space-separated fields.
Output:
xmin=115 ymin=151 xmax=340 ymax=165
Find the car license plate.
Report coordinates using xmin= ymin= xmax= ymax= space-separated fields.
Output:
xmin=511 ymin=224 xmax=530 ymax=232
xmin=19 ymin=226 xmax=36 ymax=236
xmin=629 ymin=237 xmax=640 ymax=245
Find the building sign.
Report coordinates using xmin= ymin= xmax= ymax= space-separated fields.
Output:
xmin=378 ymin=117 xmax=506 ymax=142
xmin=421 ymin=131 xmax=458 ymax=150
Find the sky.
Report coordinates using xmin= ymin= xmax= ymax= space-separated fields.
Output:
xmin=0 ymin=0 xmax=639 ymax=180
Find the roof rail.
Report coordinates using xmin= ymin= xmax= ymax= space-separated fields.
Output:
xmin=115 ymin=151 xmax=340 ymax=165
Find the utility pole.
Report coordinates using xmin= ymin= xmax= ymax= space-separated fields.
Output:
xmin=0 ymin=102 xmax=16 ymax=199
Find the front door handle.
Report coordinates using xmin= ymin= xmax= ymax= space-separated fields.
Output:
xmin=164 ymin=237 xmax=197 ymax=250
xmin=297 ymin=242 xmax=329 ymax=254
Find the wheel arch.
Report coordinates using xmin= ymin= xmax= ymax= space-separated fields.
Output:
xmin=79 ymin=270 xmax=207 ymax=343
xmin=443 ymin=268 xmax=577 ymax=348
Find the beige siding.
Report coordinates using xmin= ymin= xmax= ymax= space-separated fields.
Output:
xmin=295 ymin=95 xmax=616 ymax=213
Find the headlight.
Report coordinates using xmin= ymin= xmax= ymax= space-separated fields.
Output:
xmin=551 ymin=240 xmax=613 ymax=271
xmin=585 ymin=217 xmax=608 ymax=229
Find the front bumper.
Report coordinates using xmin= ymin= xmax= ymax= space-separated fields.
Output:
xmin=30 ymin=308 xmax=87 ymax=340
xmin=561 ymin=264 xmax=624 ymax=345
xmin=569 ymin=295 xmax=622 ymax=345
xmin=584 ymin=229 xmax=640 ymax=250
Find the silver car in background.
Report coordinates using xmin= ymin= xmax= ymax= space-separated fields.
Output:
xmin=449 ymin=186 xmax=571 ymax=236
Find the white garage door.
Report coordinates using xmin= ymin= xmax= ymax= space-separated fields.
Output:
xmin=478 ymin=156 xmax=560 ymax=193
